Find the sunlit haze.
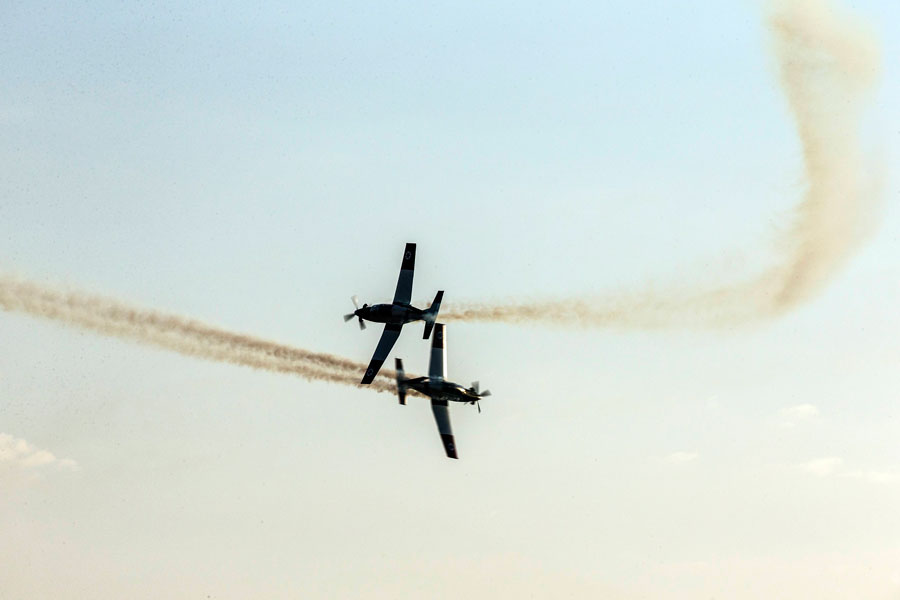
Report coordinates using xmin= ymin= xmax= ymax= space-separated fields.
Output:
xmin=2 ymin=1 xmax=899 ymax=598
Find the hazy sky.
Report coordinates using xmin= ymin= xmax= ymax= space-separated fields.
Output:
xmin=2 ymin=1 xmax=899 ymax=598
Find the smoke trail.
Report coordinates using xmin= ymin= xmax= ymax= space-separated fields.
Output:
xmin=0 ymin=275 xmax=398 ymax=394
xmin=443 ymin=0 xmax=881 ymax=329
xmin=0 ymin=0 xmax=880 ymax=375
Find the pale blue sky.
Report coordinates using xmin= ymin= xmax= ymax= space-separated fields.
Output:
xmin=2 ymin=1 xmax=900 ymax=598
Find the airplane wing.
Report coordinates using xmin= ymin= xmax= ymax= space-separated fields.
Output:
xmin=392 ymin=242 xmax=416 ymax=305
xmin=429 ymin=323 xmax=446 ymax=380
xmin=360 ymin=323 xmax=403 ymax=384
xmin=431 ymin=399 xmax=458 ymax=459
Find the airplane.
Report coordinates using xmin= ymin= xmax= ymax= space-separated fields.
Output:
xmin=345 ymin=242 xmax=444 ymax=384
xmin=394 ymin=323 xmax=491 ymax=459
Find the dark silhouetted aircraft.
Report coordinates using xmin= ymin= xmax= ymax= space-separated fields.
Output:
xmin=394 ymin=324 xmax=490 ymax=459
xmin=345 ymin=242 xmax=443 ymax=384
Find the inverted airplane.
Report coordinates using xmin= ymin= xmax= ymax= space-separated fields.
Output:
xmin=345 ymin=242 xmax=444 ymax=384
xmin=395 ymin=323 xmax=491 ymax=459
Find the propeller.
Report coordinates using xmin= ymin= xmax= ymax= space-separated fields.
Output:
xmin=470 ymin=381 xmax=491 ymax=396
xmin=468 ymin=381 xmax=491 ymax=413
xmin=344 ymin=295 xmax=367 ymax=330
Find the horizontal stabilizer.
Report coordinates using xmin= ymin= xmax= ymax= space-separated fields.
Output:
xmin=423 ymin=290 xmax=443 ymax=339
xmin=395 ymin=358 xmax=407 ymax=405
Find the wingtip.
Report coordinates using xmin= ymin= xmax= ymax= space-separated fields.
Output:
xmin=440 ymin=433 xmax=458 ymax=459
xmin=401 ymin=243 xmax=416 ymax=270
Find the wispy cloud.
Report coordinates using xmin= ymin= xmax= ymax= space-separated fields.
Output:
xmin=797 ymin=458 xmax=898 ymax=484
xmin=778 ymin=403 xmax=821 ymax=429
xmin=780 ymin=404 xmax=820 ymax=420
xmin=842 ymin=470 xmax=899 ymax=485
xmin=0 ymin=433 xmax=79 ymax=472
xmin=800 ymin=457 xmax=843 ymax=476
xmin=664 ymin=451 xmax=699 ymax=464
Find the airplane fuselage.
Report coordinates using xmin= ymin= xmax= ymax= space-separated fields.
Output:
xmin=402 ymin=377 xmax=481 ymax=404
xmin=355 ymin=302 xmax=426 ymax=326
xmin=350 ymin=243 xmax=443 ymax=385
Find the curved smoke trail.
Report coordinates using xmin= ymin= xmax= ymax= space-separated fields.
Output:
xmin=0 ymin=0 xmax=883 ymax=386
xmin=442 ymin=0 xmax=882 ymax=329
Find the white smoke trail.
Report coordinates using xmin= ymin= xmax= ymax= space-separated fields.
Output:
xmin=0 ymin=0 xmax=882 ymax=385
xmin=0 ymin=275 xmax=398 ymax=394
xmin=443 ymin=0 xmax=881 ymax=329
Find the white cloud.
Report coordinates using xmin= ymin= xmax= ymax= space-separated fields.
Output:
xmin=777 ymin=404 xmax=821 ymax=429
xmin=0 ymin=433 xmax=78 ymax=472
xmin=664 ymin=451 xmax=699 ymax=464
xmin=800 ymin=457 xmax=843 ymax=477
xmin=842 ymin=470 xmax=899 ymax=484
xmin=797 ymin=457 xmax=900 ymax=485
xmin=780 ymin=404 xmax=820 ymax=420
xmin=58 ymin=458 xmax=79 ymax=470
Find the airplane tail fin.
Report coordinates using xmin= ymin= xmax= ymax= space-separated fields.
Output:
xmin=423 ymin=290 xmax=444 ymax=339
xmin=395 ymin=358 xmax=407 ymax=405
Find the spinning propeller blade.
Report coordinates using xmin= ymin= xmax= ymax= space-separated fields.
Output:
xmin=468 ymin=382 xmax=488 ymax=413
xmin=346 ymin=295 xmax=366 ymax=329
